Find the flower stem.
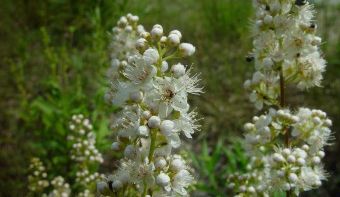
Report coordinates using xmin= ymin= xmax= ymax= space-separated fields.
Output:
xmin=280 ymin=69 xmax=292 ymax=197
xmin=148 ymin=129 xmax=157 ymax=162
xmin=142 ymin=180 xmax=148 ymax=197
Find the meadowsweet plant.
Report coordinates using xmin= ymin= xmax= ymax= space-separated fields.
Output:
xmin=28 ymin=157 xmax=50 ymax=193
xmin=98 ymin=14 xmax=202 ymax=196
xmin=28 ymin=114 xmax=104 ymax=197
xmin=228 ymin=0 xmax=332 ymax=196
xmin=68 ymin=114 xmax=104 ymax=196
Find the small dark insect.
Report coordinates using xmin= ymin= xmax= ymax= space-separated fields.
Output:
xmin=108 ymin=180 xmax=113 ymax=191
xmin=310 ymin=23 xmax=316 ymax=29
xmin=265 ymin=5 xmax=270 ymax=11
xmin=246 ymin=56 xmax=254 ymax=62
xmin=295 ymin=0 xmax=307 ymax=6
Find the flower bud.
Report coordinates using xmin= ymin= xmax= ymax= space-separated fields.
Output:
xmin=148 ymin=116 xmax=161 ymax=128
xmin=168 ymin=34 xmax=180 ymax=46
xmin=171 ymin=63 xmax=186 ymax=77
xmin=171 ymin=158 xmax=185 ymax=172
xmin=125 ymin=25 xmax=133 ymax=32
xmin=142 ymin=111 xmax=152 ymax=120
xmin=312 ymin=156 xmax=321 ymax=164
xmin=244 ymin=123 xmax=254 ymax=131
xmin=138 ymin=125 xmax=150 ymax=137
xmin=318 ymin=151 xmax=325 ymax=158
xmin=169 ymin=30 xmax=182 ymax=40
xmin=283 ymin=183 xmax=291 ymax=191
xmin=179 ymin=43 xmax=195 ymax=57
xmin=151 ymin=24 xmax=163 ymax=39
xmin=313 ymin=117 xmax=321 ymax=125
xmin=137 ymin=25 xmax=145 ymax=35
xmin=156 ymin=172 xmax=170 ymax=187
xmin=161 ymin=61 xmax=169 ymax=72
xmin=273 ymin=153 xmax=285 ymax=162
xmin=325 ymin=119 xmax=332 ymax=126
xmin=297 ymin=158 xmax=306 ymax=165
xmin=288 ymin=173 xmax=298 ymax=183
xmin=96 ymin=181 xmax=108 ymax=194
xmin=287 ymin=155 xmax=296 ymax=163
xmin=143 ymin=48 xmax=159 ymax=65
xmin=112 ymin=180 xmax=123 ymax=190
xmin=124 ymin=145 xmax=136 ymax=158
xmin=239 ymin=185 xmax=246 ymax=192
xmin=155 ymin=157 xmax=167 ymax=169
xmin=263 ymin=57 xmax=273 ymax=69
xmin=263 ymin=15 xmax=273 ymax=24
xmin=130 ymin=91 xmax=143 ymax=102
xmin=247 ymin=186 xmax=256 ymax=193
xmin=282 ymin=148 xmax=291 ymax=156
xmin=118 ymin=16 xmax=128 ymax=27
xmin=160 ymin=120 xmax=175 ymax=136
xmin=302 ymin=144 xmax=309 ymax=151
xmin=136 ymin=38 xmax=147 ymax=51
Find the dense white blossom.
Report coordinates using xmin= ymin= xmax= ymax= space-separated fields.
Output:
xmin=230 ymin=1 xmax=333 ymax=196
xmin=100 ymin=14 xmax=200 ymax=196
xmin=245 ymin=0 xmax=327 ymax=110
xmin=28 ymin=115 xmax=104 ymax=197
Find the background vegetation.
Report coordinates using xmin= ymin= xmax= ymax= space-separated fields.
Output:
xmin=0 ymin=0 xmax=339 ymax=196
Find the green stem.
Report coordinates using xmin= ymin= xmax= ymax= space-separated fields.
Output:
xmin=142 ymin=180 xmax=148 ymax=197
xmin=148 ymin=129 xmax=157 ymax=162
xmin=280 ymin=69 xmax=292 ymax=197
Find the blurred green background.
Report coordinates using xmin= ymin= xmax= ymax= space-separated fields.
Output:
xmin=0 ymin=0 xmax=339 ymax=196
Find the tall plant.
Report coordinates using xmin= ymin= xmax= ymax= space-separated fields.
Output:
xmin=228 ymin=0 xmax=332 ymax=196
xmin=97 ymin=14 xmax=202 ymax=196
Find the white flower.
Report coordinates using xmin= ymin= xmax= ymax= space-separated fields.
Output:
xmin=152 ymin=77 xmax=189 ymax=117
xmin=172 ymin=169 xmax=194 ymax=195
xmin=173 ymin=110 xmax=200 ymax=138
xmin=103 ymin=15 xmax=200 ymax=196
xmin=123 ymin=55 xmax=157 ymax=85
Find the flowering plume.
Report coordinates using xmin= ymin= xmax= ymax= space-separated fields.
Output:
xmin=98 ymin=14 xmax=202 ymax=196
xmin=28 ymin=114 xmax=104 ymax=197
xmin=244 ymin=0 xmax=327 ymax=110
xmin=228 ymin=1 xmax=333 ymax=196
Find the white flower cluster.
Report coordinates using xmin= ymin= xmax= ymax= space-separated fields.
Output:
xmin=46 ymin=176 xmax=71 ymax=197
xmin=244 ymin=0 xmax=326 ymax=110
xmin=28 ymin=157 xmax=49 ymax=193
xmin=98 ymin=14 xmax=201 ymax=196
xmin=67 ymin=114 xmax=105 ymax=195
xmin=68 ymin=114 xmax=104 ymax=164
xmin=229 ymin=108 xmax=332 ymax=195
xmin=28 ymin=115 xmax=104 ymax=197
xmin=229 ymin=1 xmax=333 ymax=196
